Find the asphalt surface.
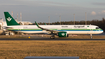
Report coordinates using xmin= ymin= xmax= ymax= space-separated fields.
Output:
xmin=0 ymin=38 xmax=105 ymax=41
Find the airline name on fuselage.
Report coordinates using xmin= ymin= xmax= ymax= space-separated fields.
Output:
xmin=74 ymin=26 xmax=85 ymax=28
xmin=62 ymin=26 xmax=68 ymax=28
xmin=23 ymin=27 xmax=28 ymax=29
xmin=61 ymin=26 xmax=85 ymax=28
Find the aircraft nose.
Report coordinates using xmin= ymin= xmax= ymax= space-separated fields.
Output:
xmin=101 ymin=29 xmax=104 ymax=33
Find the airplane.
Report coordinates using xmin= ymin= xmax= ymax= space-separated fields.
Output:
xmin=4 ymin=12 xmax=103 ymax=39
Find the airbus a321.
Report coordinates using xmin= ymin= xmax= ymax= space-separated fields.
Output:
xmin=4 ymin=12 xmax=103 ymax=39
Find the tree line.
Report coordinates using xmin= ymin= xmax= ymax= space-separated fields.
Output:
xmin=33 ymin=18 xmax=105 ymax=32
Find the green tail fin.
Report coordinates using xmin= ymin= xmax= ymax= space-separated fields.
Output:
xmin=4 ymin=12 xmax=20 ymax=26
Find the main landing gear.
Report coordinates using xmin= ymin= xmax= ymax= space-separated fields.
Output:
xmin=50 ymin=34 xmax=55 ymax=39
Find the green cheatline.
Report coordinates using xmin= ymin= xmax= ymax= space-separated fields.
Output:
xmin=7 ymin=29 xmax=102 ymax=30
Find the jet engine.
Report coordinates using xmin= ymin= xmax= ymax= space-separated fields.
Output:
xmin=58 ymin=32 xmax=67 ymax=37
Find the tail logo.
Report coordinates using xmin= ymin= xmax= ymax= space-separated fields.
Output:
xmin=7 ymin=17 xmax=12 ymax=21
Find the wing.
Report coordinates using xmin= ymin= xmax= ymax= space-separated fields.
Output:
xmin=35 ymin=21 xmax=59 ymax=33
xmin=35 ymin=21 xmax=68 ymax=38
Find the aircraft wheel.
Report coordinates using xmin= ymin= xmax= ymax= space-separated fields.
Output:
xmin=67 ymin=34 xmax=69 ymax=37
xmin=50 ymin=36 xmax=55 ymax=39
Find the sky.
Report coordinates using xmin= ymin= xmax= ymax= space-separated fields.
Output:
xmin=0 ymin=0 xmax=105 ymax=23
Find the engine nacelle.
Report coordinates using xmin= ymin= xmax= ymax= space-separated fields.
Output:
xmin=58 ymin=32 xmax=67 ymax=37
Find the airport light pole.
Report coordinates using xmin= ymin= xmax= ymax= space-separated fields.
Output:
xmin=11 ymin=11 xmax=13 ymax=17
xmin=59 ymin=15 xmax=61 ymax=25
xmin=74 ymin=14 xmax=75 ymax=25
xmin=20 ymin=13 xmax=22 ymax=22
xmin=17 ymin=13 xmax=18 ymax=21
xmin=85 ymin=12 xmax=87 ymax=25
xmin=48 ymin=16 xmax=50 ymax=25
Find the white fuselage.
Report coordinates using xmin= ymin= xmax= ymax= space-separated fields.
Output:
xmin=6 ymin=25 xmax=103 ymax=34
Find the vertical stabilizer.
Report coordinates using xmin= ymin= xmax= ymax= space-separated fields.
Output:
xmin=4 ymin=12 xmax=20 ymax=26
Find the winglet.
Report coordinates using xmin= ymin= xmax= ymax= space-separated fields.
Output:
xmin=35 ymin=21 xmax=39 ymax=27
xmin=44 ymin=23 xmax=46 ymax=25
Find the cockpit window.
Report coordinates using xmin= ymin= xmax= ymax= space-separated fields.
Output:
xmin=96 ymin=27 xmax=100 ymax=29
